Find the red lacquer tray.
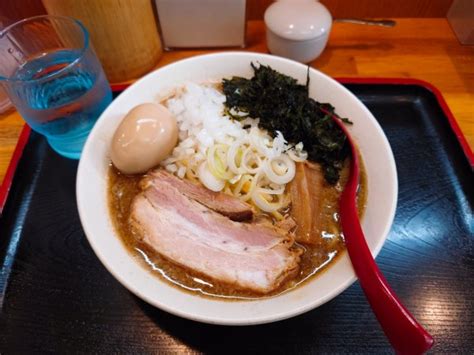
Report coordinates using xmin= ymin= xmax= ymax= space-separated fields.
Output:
xmin=0 ymin=80 xmax=472 ymax=353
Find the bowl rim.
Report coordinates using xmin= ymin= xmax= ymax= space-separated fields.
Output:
xmin=77 ymin=51 xmax=398 ymax=325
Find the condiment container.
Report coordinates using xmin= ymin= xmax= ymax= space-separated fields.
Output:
xmin=42 ymin=0 xmax=163 ymax=83
xmin=155 ymin=0 xmax=246 ymax=48
xmin=264 ymin=0 xmax=332 ymax=63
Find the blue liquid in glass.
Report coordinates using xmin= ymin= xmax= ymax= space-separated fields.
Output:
xmin=11 ymin=50 xmax=112 ymax=159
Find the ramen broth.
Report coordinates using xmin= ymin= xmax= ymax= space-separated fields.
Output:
xmin=108 ymin=159 xmax=367 ymax=300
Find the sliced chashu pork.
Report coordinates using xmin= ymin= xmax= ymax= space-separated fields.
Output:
xmin=130 ymin=176 xmax=301 ymax=294
xmin=145 ymin=169 xmax=253 ymax=221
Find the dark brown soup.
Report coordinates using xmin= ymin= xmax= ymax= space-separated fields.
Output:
xmin=107 ymin=159 xmax=367 ymax=300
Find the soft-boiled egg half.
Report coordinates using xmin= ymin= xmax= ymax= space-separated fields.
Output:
xmin=110 ymin=103 xmax=178 ymax=174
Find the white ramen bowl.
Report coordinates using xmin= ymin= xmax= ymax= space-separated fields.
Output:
xmin=77 ymin=52 xmax=397 ymax=325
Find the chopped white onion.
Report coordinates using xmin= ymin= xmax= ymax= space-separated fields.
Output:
xmin=227 ymin=139 xmax=246 ymax=174
xmin=251 ymin=188 xmax=285 ymax=213
xmin=165 ymin=164 xmax=178 ymax=173
xmin=257 ymin=185 xmax=285 ymax=195
xmin=288 ymin=148 xmax=308 ymax=162
xmin=177 ymin=166 xmax=186 ymax=179
xmin=263 ymin=155 xmax=295 ymax=185
xmin=197 ymin=162 xmax=225 ymax=192
xmin=241 ymin=146 xmax=262 ymax=174
xmin=207 ymin=144 xmax=233 ymax=180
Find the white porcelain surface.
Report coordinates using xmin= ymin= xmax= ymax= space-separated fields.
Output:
xmin=264 ymin=0 xmax=332 ymax=41
xmin=266 ymin=28 xmax=329 ymax=63
xmin=77 ymin=52 xmax=398 ymax=326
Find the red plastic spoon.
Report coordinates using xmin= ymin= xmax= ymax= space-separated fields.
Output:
xmin=326 ymin=110 xmax=434 ymax=354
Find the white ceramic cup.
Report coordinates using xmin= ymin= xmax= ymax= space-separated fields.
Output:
xmin=264 ymin=0 xmax=332 ymax=63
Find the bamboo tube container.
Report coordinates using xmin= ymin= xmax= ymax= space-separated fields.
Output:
xmin=42 ymin=0 xmax=163 ymax=83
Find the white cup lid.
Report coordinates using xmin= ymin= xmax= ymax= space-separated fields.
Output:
xmin=264 ymin=0 xmax=332 ymax=41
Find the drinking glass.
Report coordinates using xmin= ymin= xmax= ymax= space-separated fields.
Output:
xmin=0 ymin=15 xmax=112 ymax=159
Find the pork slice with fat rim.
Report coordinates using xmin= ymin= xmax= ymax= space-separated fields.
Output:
xmin=129 ymin=181 xmax=301 ymax=294
xmin=145 ymin=169 xmax=253 ymax=221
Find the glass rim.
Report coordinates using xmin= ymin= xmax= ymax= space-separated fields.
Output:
xmin=0 ymin=15 xmax=90 ymax=83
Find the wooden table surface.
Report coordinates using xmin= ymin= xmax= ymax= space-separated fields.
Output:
xmin=0 ymin=18 xmax=473 ymax=184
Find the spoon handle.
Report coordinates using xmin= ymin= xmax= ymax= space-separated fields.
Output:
xmin=334 ymin=18 xmax=396 ymax=27
xmin=329 ymin=113 xmax=434 ymax=354
xmin=341 ymin=160 xmax=434 ymax=354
